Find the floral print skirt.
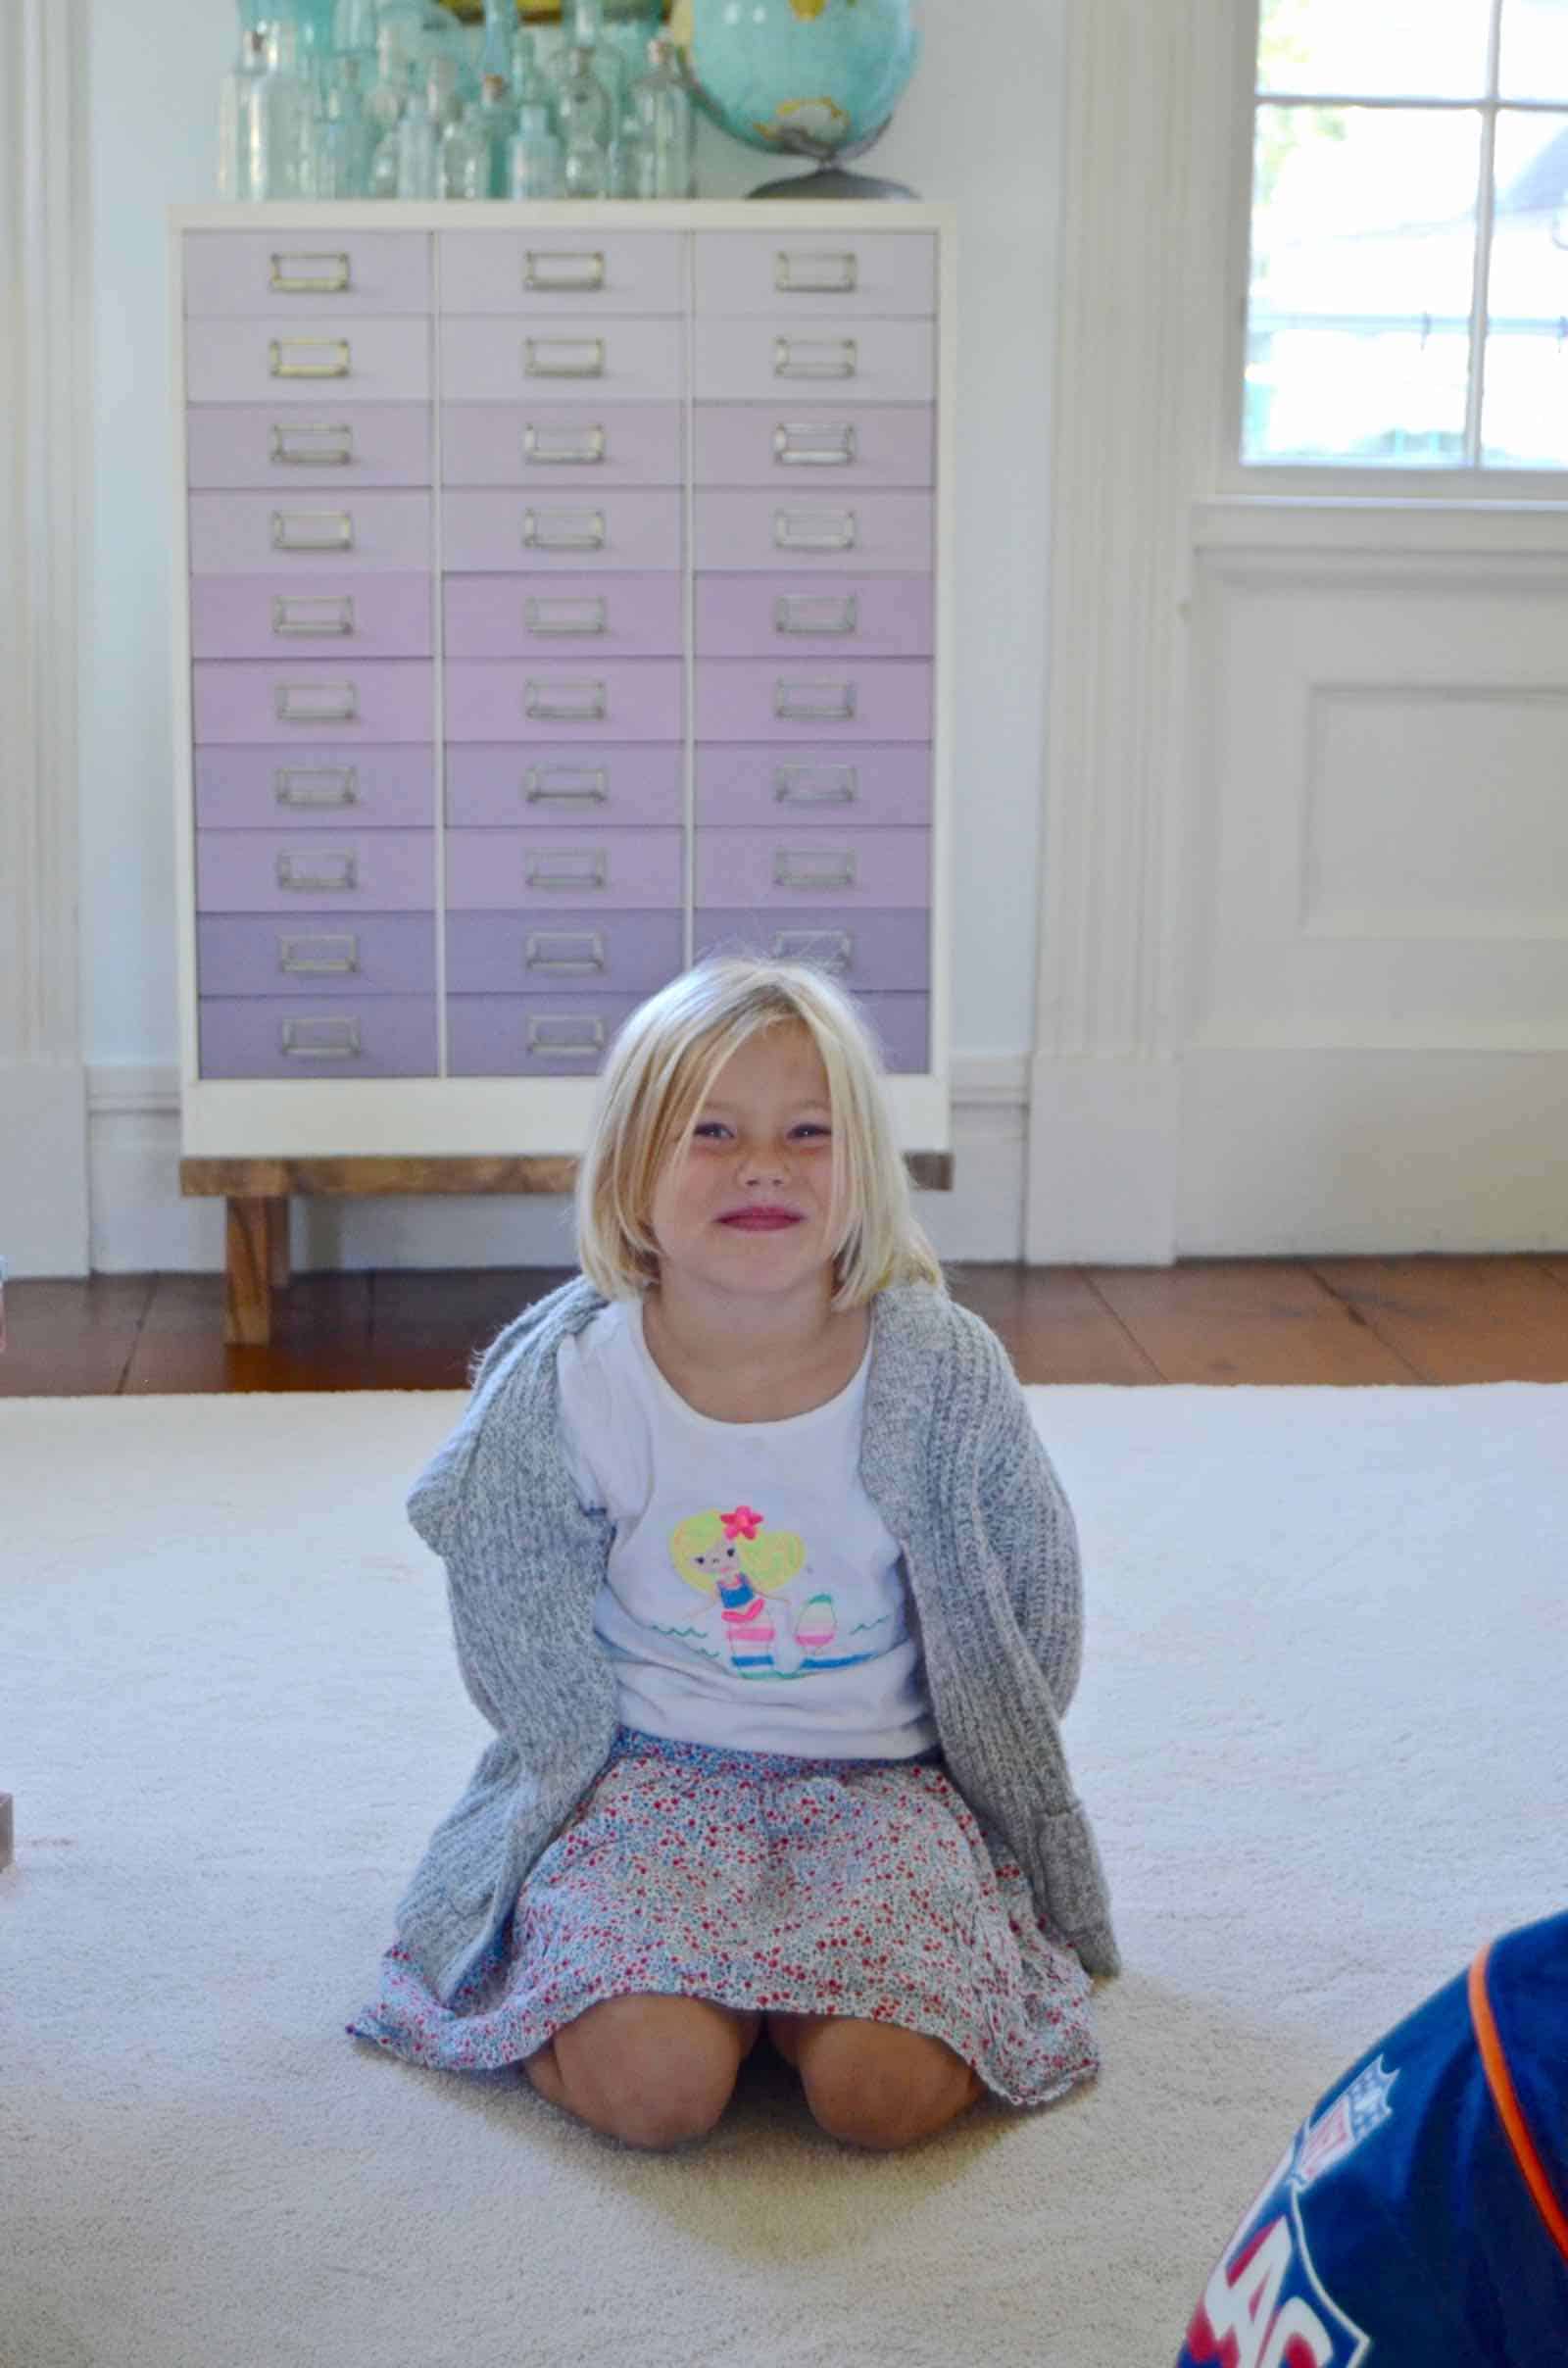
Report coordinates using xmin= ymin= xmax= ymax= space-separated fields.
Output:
xmin=347 ymin=1727 xmax=1100 ymax=2111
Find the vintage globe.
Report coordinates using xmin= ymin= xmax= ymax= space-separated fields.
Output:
xmin=667 ymin=0 xmax=920 ymax=171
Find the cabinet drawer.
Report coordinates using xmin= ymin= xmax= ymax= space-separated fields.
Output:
xmin=695 ymin=231 xmax=936 ymax=318
xmin=199 ymin=995 xmax=437 ymax=1078
xmin=184 ymin=231 xmax=431 ymax=319
xmin=444 ymin=572 xmax=682 ymax=658
xmin=187 ymin=317 xmax=432 ymax=405
xmin=441 ymin=401 xmax=682 ymax=487
xmin=695 ymin=575 xmax=932 ymax=659
xmin=443 ymin=488 xmax=680 ymax=571
xmin=447 ymin=993 xmax=645 ymax=1076
xmin=198 ymin=913 xmax=436 ymax=996
xmin=195 ymin=746 xmax=435 ymax=831
xmin=445 ymin=742 xmax=682 ymax=828
xmin=445 ymin=826 xmax=683 ymax=910
xmin=441 ymin=317 xmax=682 ymax=402
xmin=446 ymin=910 xmax=682 ymax=993
xmin=192 ymin=659 xmax=433 ymax=745
xmin=196 ymin=826 xmax=435 ymax=912
xmin=695 ymin=403 xmax=934 ymax=489
xmin=696 ymin=827 xmax=929 ymax=909
xmin=697 ymin=659 xmax=931 ymax=742
xmin=694 ymin=490 xmax=931 ymax=572
xmin=445 ymin=658 xmax=682 ymax=743
xmin=695 ymin=745 xmax=931 ymax=829
xmin=694 ymin=318 xmax=933 ymax=404
xmin=185 ymin=404 xmax=432 ymax=490
xmin=188 ymin=490 xmax=431 ymax=573
xmin=439 ymin=230 xmax=683 ymax=316
xmin=190 ymin=572 xmax=432 ymax=660
xmin=694 ymin=909 xmax=929 ymax=991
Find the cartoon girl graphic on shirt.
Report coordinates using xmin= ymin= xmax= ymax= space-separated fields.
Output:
xmin=668 ymin=1503 xmax=864 ymax=1680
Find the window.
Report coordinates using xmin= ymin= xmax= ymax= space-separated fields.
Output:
xmin=1245 ymin=0 xmax=1568 ymax=471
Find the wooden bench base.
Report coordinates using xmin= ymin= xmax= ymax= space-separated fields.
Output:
xmin=180 ymin=1152 xmax=954 ymax=1346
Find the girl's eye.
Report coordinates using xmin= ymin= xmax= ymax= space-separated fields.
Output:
xmin=692 ymin=1123 xmax=828 ymax=1140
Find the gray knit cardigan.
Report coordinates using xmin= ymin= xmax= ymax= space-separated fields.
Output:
xmin=393 ymin=1273 xmax=1120 ymax=2003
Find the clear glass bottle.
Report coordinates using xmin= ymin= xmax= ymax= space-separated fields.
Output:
xmin=509 ymin=116 xmax=564 ymax=199
xmin=442 ymin=75 xmax=514 ymax=199
xmin=217 ymin=25 xmax=267 ymax=200
xmin=511 ymin=27 xmax=556 ymax=137
xmin=248 ymin=15 xmax=318 ymax=199
xmin=557 ymin=45 xmax=611 ymax=198
xmin=315 ymin=54 xmax=375 ymax=199
xmin=396 ymin=59 xmax=457 ymax=199
xmin=628 ymin=36 xmax=694 ymax=198
xmin=479 ymin=0 xmax=514 ymax=89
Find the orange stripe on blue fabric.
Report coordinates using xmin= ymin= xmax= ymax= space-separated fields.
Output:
xmin=1468 ymin=1938 xmax=1568 ymax=2268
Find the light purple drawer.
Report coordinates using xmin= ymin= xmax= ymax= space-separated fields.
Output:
xmin=694 ymin=319 xmax=933 ymax=406
xmin=445 ymin=659 xmax=682 ymax=743
xmin=185 ymin=405 xmax=432 ymax=489
xmin=694 ymin=231 xmax=936 ymax=318
xmin=696 ymin=827 xmax=930 ymax=909
xmin=447 ymin=994 xmax=645 ymax=1077
xmin=188 ymin=490 xmax=431 ymax=573
xmin=442 ymin=489 xmax=681 ymax=571
xmin=697 ymin=659 xmax=930 ymax=742
xmin=445 ymin=827 xmax=683 ymax=911
xmin=695 ymin=403 xmax=935 ymax=490
xmin=694 ymin=909 xmax=929 ymax=990
xmin=445 ymin=742 xmax=682 ymax=828
xmin=695 ymin=575 xmax=931 ymax=659
xmin=190 ymin=572 xmax=432 ymax=659
xmin=199 ymin=995 xmax=437 ymax=1078
xmin=446 ymin=910 xmax=682 ymax=993
xmin=196 ymin=827 xmax=435 ymax=913
xmin=186 ymin=318 xmax=432 ymax=406
xmin=441 ymin=402 xmax=682 ymax=488
xmin=195 ymin=745 xmax=435 ymax=830
xmin=438 ymin=230 xmax=683 ymax=316
xmin=192 ymin=660 xmax=433 ymax=745
xmin=695 ymin=490 xmax=931 ymax=573
xmin=441 ymin=317 xmax=682 ymax=403
xmin=695 ymin=745 xmax=931 ymax=829
xmin=444 ymin=572 xmax=682 ymax=658
xmin=184 ymin=231 xmax=431 ymax=319
xmin=198 ymin=913 xmax=436 ymax=996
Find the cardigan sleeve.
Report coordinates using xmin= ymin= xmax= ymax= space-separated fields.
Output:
xmin=975 ymin=1357 xmax=1086 ymax=1719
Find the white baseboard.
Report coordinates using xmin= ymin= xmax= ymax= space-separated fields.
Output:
xmin=0 ymin=1062 xmax=90 ymax=1276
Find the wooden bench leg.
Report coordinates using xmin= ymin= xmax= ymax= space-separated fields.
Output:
xmin=224 ymin=1196 xmax=277 ymax=1346
xmin=267 ymin=1194 xmax=292 ymax=1293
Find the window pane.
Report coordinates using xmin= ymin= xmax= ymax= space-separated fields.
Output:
xmin=1245 ymin=105 xmax=1481 ymax=464
xmin=1258 ymin=0 xmax=1493 ymax=101
xmin=1482 ymin=110 xmax=1568 ymax=462
xmin=1499 ymin=0 xmax=1568 ymax=104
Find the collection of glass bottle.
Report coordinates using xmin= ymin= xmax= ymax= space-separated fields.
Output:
xmin=218 ymin=0 xmax=697 ymax=202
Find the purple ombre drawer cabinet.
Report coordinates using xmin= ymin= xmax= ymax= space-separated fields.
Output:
xmin=173 ymin=208 xmax=951 ymax=1125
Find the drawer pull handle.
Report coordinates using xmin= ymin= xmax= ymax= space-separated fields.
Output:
xmin=771 ymin=928 xmax=854 ymax=971
xmin=527 ymin=1013 xmax=609 ymax=1056
xmin=773 ymin=421 xmax=858 ymax=468
xmin=775 ymin=677 xmax=857 ymax=722
xmin=773 ymin=336 xmax=858 ymax=381
xmin=270 ymin=337 xmax=352 ymax=379
xmin=524 ymin=595 xmax=609 ymax=637
xmin=524 ymin=849 xmax=609 ymax=892
xmin=521 ymin=507 xmax=607 ymax=551
xmin=775 ymin=592 xmax=858 ymax=637
xmin=274 ymin=680 xmax=359 ymax=723
xmin=280 ymin=1015 xmax=362 ymax=1060
xmin=276 ymin=848 xmax=360 ymax=893
xmin=270 ymin=509 xmax=355 ymax=552
xmin=522 ymin=248 xmax=607 ymax=292
xmin=773 ymin=507 xmax=857 ymax=552
xmin=774 ymin=848 xmax=858 ymax=891
xmin=774 ymin=249 xmax=858 ymax=294
xmin=523 ymin=765 xmax=609 ymax=807
xmin=270 ymin=420 xmax=354 ymax=467
xmin=524 ymin=335 xmax=607 ymax=379
xmin=525 ymin=677 xmax=608 ymax=722
xmin=274 ymin=765 xmax=359 ymax=810
xmin=774 ymin=764 xmax=858 ymax=807
xmin=278 ymin=932 xmax=361 ymax=976
xmin=270 ymin=251 xmax=352 ymax=295
xmin=523 ymin=421 xmax=608 ymax=466
xmin=271 ymin=594 xmax=355 ymax=638
xmin=524 ymin=930 xmax=608 ymax=974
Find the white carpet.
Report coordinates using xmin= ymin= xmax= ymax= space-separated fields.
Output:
xmin=1 ymin=1381 xmax=1563 ymax=2368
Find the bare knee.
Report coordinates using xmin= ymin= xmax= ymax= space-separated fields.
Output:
xmin=539 ymin=1995 xmax=751 ymax=2151
xmin=796 ymin=2019 xmax=983 ymax=2152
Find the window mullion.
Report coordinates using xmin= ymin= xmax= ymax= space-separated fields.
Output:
xmin=1465 ymin=0 xmax=1507 ymax=465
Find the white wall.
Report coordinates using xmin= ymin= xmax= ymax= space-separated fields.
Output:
xmin=80 ymin=0 xmax=1066 ymax=1269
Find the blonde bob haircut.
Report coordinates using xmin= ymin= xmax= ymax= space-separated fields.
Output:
xmin=574 ymin=954 xmax=948 ymax=1311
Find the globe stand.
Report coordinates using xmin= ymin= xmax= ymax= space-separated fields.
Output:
xmin=749 ymin=165 xmax=918 ymax=201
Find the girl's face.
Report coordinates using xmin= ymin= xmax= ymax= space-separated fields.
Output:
xmin=647 ymin=1023 xmax=843 ymax=1305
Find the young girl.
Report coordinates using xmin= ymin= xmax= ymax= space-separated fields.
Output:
xmin=347 ymin=956 xmax=1119 ymax=2151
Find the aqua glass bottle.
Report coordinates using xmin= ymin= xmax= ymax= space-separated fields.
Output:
xmin=396 ymin=59 xmax=457 ymax=198
xmin=512 ymin=28 xmax=556 ymax=136
xmin=217 ymin=25 xmax=267 ymax=199
xmin=316 ymin=55 xmax=375 ymax=198
xmin=558 ymin=46 xmax=612 ymax=198
xmin=628 ymin=36 xmax=694 ymax=198
xmin=249 ymin=15 xmax=318 ymax=198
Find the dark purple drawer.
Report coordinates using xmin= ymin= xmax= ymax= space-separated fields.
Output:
xmin=696 ymin=660 xmax=931 ymax=742
xmin=194 ymin=745 xmax=435 ymax=830
xmin=445 ymin=659 xmax=682 ymax=742
xmin=445 ymin=910 xmax=682 ymax=993
xmin=695 ymin=405 xmax=935 ymax=489
xmin=697 ymin=827 xmax=929 ymax=909
xmin=447 ymin=993 xmax=646 ymax=1076
xmin=185 ymin=404 xmax=432 ymax=490
xmin=198 ymin=995 xmax=437 ymax=1078
xmin=196 ymin=827 xmax=434 ymax=913
xmin=193 ymin=659 xmax=433 ymax=744
xmin=444 ymin=572 xmax=681 ymax=658
xmin=198 ymin=913 xmax=435 ymax=996
xmin=190 ymin=572 xmax=432 ymax=659
xmin=445 ymin=826 xmax=682 ymax=910
xmin=695 ymin=574 xmax=932 ymax=659
xmin=445 ymin=742 xmax=682 ymax=827
xmin=693 ymin=910 xmax=928 ymax=990
xmin=441 ymin=402 xmax=682 ymax=487
xmin=696 ymin=745 xmax=931 ymax=829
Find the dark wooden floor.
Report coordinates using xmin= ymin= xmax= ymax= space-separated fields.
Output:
xmin=2 ymin=1256 xmax=1566 ymax=1393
